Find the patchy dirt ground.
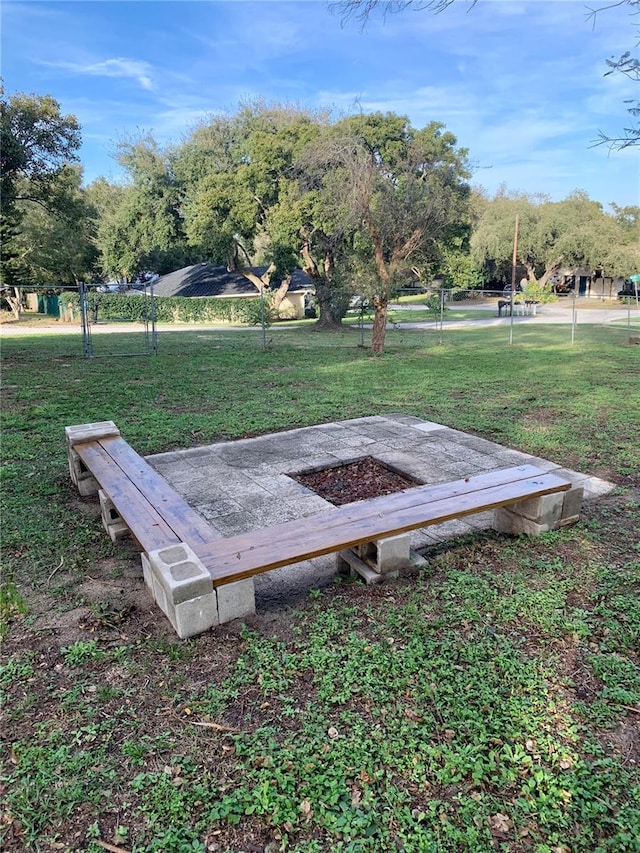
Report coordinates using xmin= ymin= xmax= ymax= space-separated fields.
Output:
xmin=2 ymin=477 xmax=639 ymax=852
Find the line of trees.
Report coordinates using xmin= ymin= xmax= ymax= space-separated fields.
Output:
xmin=1 ymin=88 xmax=639 ymax=352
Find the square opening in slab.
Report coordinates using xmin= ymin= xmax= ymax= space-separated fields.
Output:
xmin=292 ymin=456 xmax=421 ymax=506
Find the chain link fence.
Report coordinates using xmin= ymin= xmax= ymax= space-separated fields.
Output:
xmin=367 ymin=287 xmax=640 ymax=346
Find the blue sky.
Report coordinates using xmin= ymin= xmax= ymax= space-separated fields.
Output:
xmin=2 ymin=0 xmax=639 ymax=209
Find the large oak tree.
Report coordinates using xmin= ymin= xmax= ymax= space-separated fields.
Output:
xmin=296 ymin=112 xmax=471 ymax=351
xmin=1 ymin=88 xmax=83 ymax=316
xmin=471 ymin=190 xmax=639 ymax=287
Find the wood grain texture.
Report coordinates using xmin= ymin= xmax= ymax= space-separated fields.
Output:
xmin=196 ymin=467 xmax=570 ymax=586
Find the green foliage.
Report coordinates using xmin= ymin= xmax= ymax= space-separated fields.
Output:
xmin=471 ymin=191 xmax=639 ymax=285
xmin=61 ymin=639 xmax=104 ymax=667
xmin=67 ymin=292 xmax=269 ymax=325
xmin=423 ymin=294 xmax=445 ymax=315
xmin=8 ymin=165 xmax=98 ymax=287
xmin=0 ymin=87 xmax=86 ymax=301
xmin=521 ymin=279 xmax=558 ymax=304
xmin=0 ymin=582 xmax=27 ymax=639
xmin=93 ymin=135 xmax=197 ymax=280
xmin=3 ymin=727 xmax=117 ymax=845
xmin=0 ymin=87 xmax=81 ymax=214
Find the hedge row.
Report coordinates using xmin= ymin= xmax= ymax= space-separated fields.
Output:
xmin=64 ymin=293 xmax=270 ymax=325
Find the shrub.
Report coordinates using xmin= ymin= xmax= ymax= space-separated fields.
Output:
xmin=65 ymin=293 xmax=271 ymax=325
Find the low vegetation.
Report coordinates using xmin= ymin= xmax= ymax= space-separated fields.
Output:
xmin=1 ymin=323 xmax=638 ymax=852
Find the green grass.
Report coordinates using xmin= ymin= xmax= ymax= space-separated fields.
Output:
xmin=1 ymin=323 xmax=639 ymax=852
xmin=347 ymin=306 xmax=495 ymax=323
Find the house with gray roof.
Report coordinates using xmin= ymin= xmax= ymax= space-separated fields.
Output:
xmin=151 ymin=263 xmax=314 ymax=319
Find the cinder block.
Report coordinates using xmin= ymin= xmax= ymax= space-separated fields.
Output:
xmin=67 ymin=446 xmax=99 ymax=495
xmin=216 ymin=578 xmax=256 ymax=623
xmin=141 ymin=552 xmax=154 ymax=596
xmin=76 ymin=473 xmax=99 ymax=497
xmin=507 ymin=492 xmax=565 ymax=526
xmin=336 ymin=549 xmax=387 ymax=584
xmin=148 ymin=543 xmax=213 ymax=605
xmin=493 ymin=508 xmax=550 ymax=536
xmin=66 ymin=423 xmax=120 ymax=494
xmin=145 ymin=543 xmax=220 ymax=637
xmin=65 ymin=421 xmax=120 ymax=448
xmin=356 ymin=533 xmax=411 ymax=574
xmin=562 ymin=486 xmax=584 ymax=521
xmin=98 ymin=489 xmax=129 ymax=541
xmin=165 ymin=591 xmax=220 ymax=639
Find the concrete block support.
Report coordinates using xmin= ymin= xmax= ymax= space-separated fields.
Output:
xmin=65 ymin=421 xmax=120 ymax=495
xmin=492 ymin=509 xmax=551 ymax=536
xmin=65 ymin=421 xmax=121 ymax=447
xmin=560 ymin=485 xmax=584 ymax=527
xmin=355 ymin=533 xmax=411 ymax=574
xmin=97 ymin=489 xmax=129 ymax=541
xmin=493 ymin=485 xmax=582 ymax=536
xmin=216 ymin=578 xmax=256 ymax=623
xmin=336 ymin=549 xmax=387 ymax=584
xmin=145 ymin=543 xmax=219 ymax=638
xmin=68 ymin=446 xmax=99 ymax=496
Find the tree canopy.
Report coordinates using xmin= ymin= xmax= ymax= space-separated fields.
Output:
xmin=471 ymin=190 xmax=639 ymax=286
xmin=0 ymin=88 xmax=81 ymax=216
xmin=1 ymin=86 xmax=636 ymax=351
xmin=0 ymin=88 xmax=84 ymax=315
xmin=295 ymin=112 xmax=471 ymax=350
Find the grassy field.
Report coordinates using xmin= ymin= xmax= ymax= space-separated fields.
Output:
xmin=1 ymin=322 xmax=639 ymax=853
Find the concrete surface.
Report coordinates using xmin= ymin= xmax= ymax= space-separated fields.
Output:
xmin=147 ymin=414 xmax=615 ymax=612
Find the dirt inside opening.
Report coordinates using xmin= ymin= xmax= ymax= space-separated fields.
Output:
xmin=292 ymin=455 xmax=421 ymax=506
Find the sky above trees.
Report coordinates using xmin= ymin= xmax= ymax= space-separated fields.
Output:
xmin=2 ymin=0 xmax=637 ymax=207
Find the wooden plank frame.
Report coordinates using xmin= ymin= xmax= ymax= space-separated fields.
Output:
xmin=73 ymin=437 xmax=218 ymax=554
xmin=70 ymin=429 xmax=572 ymax=593
xmin=196 ymin=465 xmax=570 ymax=586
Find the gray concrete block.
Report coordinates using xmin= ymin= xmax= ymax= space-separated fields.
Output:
xmin=493 ymin=508 xmax=549 ymax=536
xmin=67 ymin=446 xmax=100 ymax=495
xmin=148 ymin=543 xmax=213 ymax=605
xmin=558 ymin=514 xmax=581 ymax=528
xmin=141 ymin=552 xmax=154 ymax=597
xmin=562 ymin=486 xmax=584 ymax=520
xmin=143 ymin=546 xmax=220 ymax=638
xmin=65 ymin=421 xmax=120 ymax=447
xmin=356 ymin=533 xmax=411 ymax=574
xmin=76 ymin=472 xmax=100 ymax=497
xmin=508 ymin=492 xmax=565 ymax=526
xmin=216 ymin=578 xmax=256 ymax=623
xmin=336 ymin=549 xmax=387 ymax=584
xmin=166 ymin=591 xmax=220 ymax=639
xmin=98 ymin=489 xmax=129 ymax=541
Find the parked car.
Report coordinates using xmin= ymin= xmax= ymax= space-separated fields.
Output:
xmin=618 ymin=279 xmax=639 ymax=299
xmin=552 ymin=282 xmax=574 ymax=295
xmin=502 ymin=284 xmax=522 ymax=298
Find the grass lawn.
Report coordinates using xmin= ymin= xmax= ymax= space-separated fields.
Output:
xmin=1 ymin=323 xmax=639 ymax=853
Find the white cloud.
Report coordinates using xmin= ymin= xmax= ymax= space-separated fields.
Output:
xmin=44 ymin=57 xmax=154 ymax=91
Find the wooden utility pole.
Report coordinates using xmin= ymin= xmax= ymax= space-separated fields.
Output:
xmin=511 ymin=214 xmax=519 ymax=298
xmin=509 ymin=214 xmax=519 ymax=345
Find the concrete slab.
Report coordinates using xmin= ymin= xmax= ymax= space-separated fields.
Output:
xmin=148 ymin=414 xmax=615 ymax=611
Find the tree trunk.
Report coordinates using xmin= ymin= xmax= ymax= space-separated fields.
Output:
xmin=313 ymin=276 xmax=343 ymax=329
xmin=272 ymin=275 xmax=290 ymax=311
xmin=301 ymin=240 xmax=343 ymax=330
xmin=371 ymin=295 xmax=388 ymax=354
xmin=6 ymin=286 xmax=22 ymax=320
